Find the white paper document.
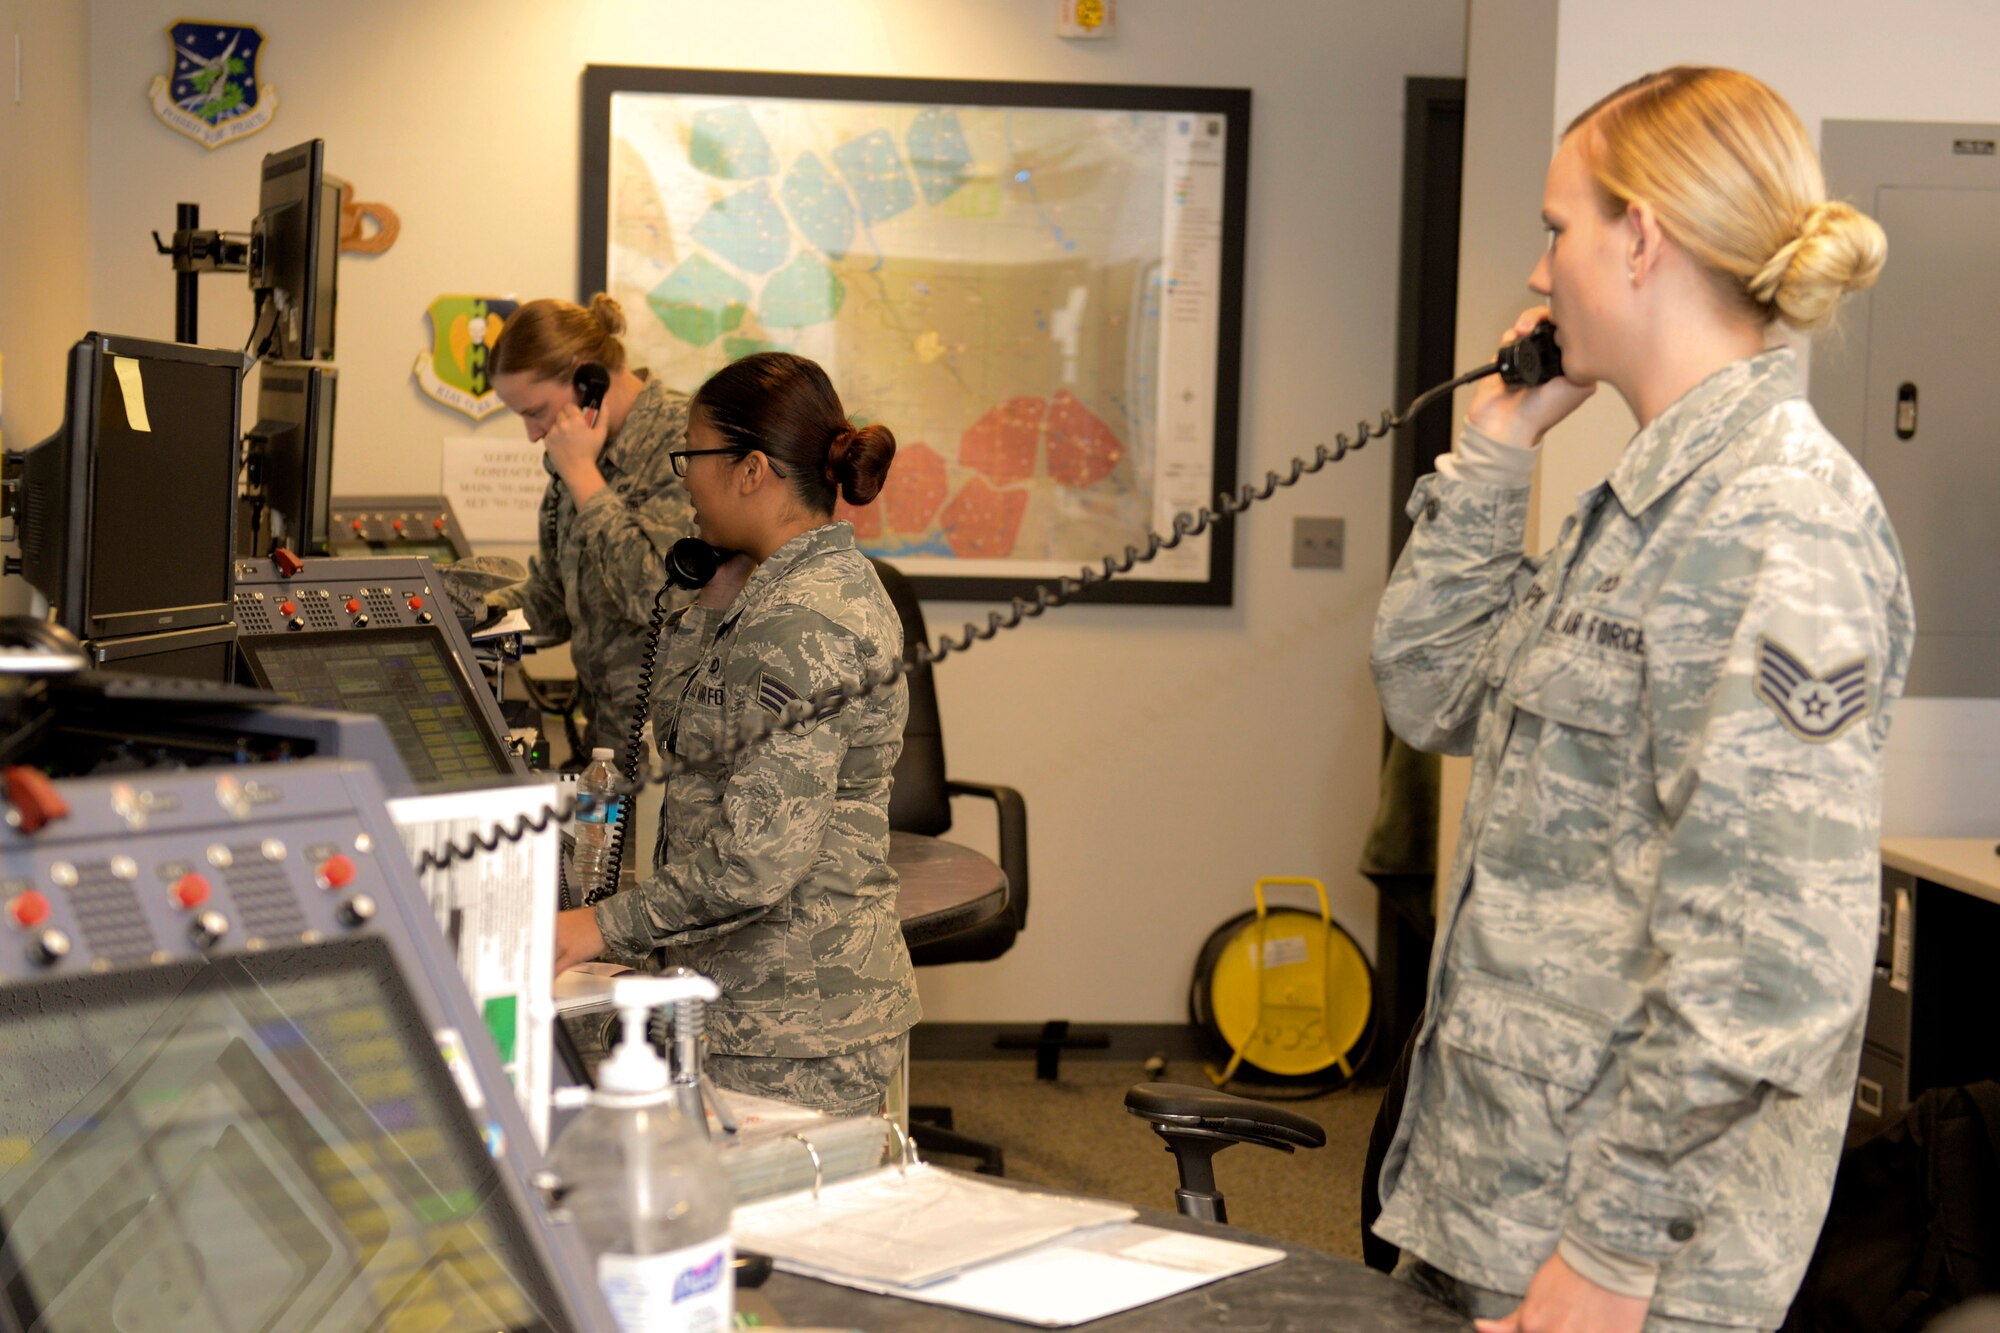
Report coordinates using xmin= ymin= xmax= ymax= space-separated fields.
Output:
xmin=801 ymin=1221 xmax=1287 ymax=1327
xmin=733 ymin=1163 xmax=1134 ymax=1288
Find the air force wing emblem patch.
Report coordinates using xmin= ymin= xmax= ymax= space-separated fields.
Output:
xmin=413 ymin=296 xmax=520 ymax=420
xmin=149 ymin=22 xmax=279 ymax=150
xmin=1754 ymin=637 xmax=1869 ymax=742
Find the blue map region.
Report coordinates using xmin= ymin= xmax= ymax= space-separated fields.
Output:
xmin=692 ymin=181 xmax=791 ymax=275
xmin=689 ymin=104 xmax=776 ymax=179
xmin=830 ymin=129 xmax=917 ymax=226
xmin=781 ymin=152 xmax=857 ymax=261
xmin=760 ymin=253 xmax=845 ymax=329
xmin=863 ymin=533 xmax=955 ymax=558
xmin=648 ymin=254 xmax=750 ymax=347
xmin=906 ymin=107 xmax=972 ymax=206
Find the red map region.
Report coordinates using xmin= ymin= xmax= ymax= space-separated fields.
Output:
xmin=1045 ymin=390 xmax=1124 ymax=487
xmin=880 ymin=441 xmax=947 ymax=533
xmin=938 ymin=476 xmax=1029 ymax=558
xmin=958 ymin=397 xmax=1044 ymax=484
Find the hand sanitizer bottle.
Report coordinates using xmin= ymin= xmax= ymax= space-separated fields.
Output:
xmin=547 ymin=974 xmax=734 ymax=1332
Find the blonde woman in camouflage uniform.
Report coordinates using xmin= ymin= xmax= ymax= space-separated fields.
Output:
xmin=1370 ymin=69 xmax=1912 ymax=1333
xmin=489 ymin=294 xmax=696 ymax=756
xmin=553 ymin=352 xmax=919 ymax=1115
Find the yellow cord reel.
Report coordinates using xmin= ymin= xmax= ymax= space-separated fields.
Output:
xmin=1189 ymin=877 xmax=1375 ymax=1094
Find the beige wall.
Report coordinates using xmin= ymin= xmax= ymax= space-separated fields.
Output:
xmin=59 ymin=0 xmax=1467 ymax=1021
xmin=0 ymin=0 xmax=90 ymax=614
xmin=1449 ymin=0 xmax=2000 ymax=850
xmin=1434 ymin=0 xmax=1559 ymax=905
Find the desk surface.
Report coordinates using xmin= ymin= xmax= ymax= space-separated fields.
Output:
xmin=759 ymin=1204 xmax=1466 ymax=1332
xmin=1882 ymin=837 xmax=2000 ymax=906
xmin=891 ymin=830 xmax=1009 ymax=947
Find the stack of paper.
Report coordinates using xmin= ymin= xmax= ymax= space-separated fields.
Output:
xmin=734 ymin=1163 xmax=1135 ymax=1287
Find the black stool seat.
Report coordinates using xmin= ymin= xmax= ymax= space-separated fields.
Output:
xmin=1124 ymin=1082 xmax=1327 ymax=1224
xmin=1125 ymin=1082 xmax=1328 ymax=1150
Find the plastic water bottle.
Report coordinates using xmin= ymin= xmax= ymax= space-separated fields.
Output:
xmin=548 ymin=974 xmax=735 ymax=1332
xmin=571 ymin=746 xmax=621 ymax=899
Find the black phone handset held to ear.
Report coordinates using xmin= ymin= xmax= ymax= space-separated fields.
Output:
xmin=1495 ymin=320 xmax=1564 ymax=388
xmin=425 ymin=327 xmax=1566 ymax=880
xmin=572 ymin=362 xmax=612 ymax=416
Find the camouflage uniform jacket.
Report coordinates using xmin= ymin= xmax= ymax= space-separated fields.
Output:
xmin=1370 ymin=350 xmax=1914 ymax=1328
xmin=591 ymin=522 xmax=921 ymax=1059
xmin=490 ymin=375 xmax=695 ymax=754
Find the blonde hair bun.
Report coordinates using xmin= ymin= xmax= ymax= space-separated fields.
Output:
xmin=588 ymin=292 xmax=627 ymax=338
xmin=1568 ymin=67 xmax=1886 ymax=334
xmin=1750 ymin=202 xmax=1887 ymax=331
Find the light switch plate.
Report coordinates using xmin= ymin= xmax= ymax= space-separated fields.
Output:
xmin=1293 ymin=516 xmax=1344 ymax=569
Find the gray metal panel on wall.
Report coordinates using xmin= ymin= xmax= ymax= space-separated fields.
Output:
xmin=1814 ymin=120 xmax=2000 ymax=698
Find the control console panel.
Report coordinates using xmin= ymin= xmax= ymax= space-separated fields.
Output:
xmin=328 ymin=493 xmax=471 ymax=564
xmin=0 ymin=760 xmax=606 ymax=1329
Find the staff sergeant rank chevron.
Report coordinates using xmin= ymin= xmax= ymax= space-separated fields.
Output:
xmin=1754 ymin=636 xmax=1869 ymax=742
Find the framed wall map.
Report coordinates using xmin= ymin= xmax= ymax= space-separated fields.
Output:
xmin=581 ymin=67 xmax=1250 ymax=604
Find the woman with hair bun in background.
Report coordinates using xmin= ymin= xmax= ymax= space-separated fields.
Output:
xmin=553 ymin=351 xmax=919 ymax=1115
xmin=488 ymin=293 xmax=696 ymax=757
xmin=1369 ymin=67 xmax=1912 ymax=1332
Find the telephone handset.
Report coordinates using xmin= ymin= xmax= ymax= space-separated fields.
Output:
xmin=1494 ymin=320 xmax=1564 ymax=388
xmin=664 ymin=537 xmax=727 ymax=590
xmin=572 ymin=362 xmax=611 ymax=421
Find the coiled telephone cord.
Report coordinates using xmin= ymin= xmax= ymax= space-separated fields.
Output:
xmin=416 ymin=365 xmax=1488 ymax=879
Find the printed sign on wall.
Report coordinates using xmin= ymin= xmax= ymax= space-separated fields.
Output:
xmin=148 ymin=21 xmax=278 ymax=149
xmin=414 ymin=296 xmax=519 ymax=421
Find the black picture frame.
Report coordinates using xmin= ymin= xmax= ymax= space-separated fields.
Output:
xmin=580 ymin=65 xmax=1250 ymax=606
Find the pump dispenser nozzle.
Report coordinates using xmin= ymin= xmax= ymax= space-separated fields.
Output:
xmin=595 ymin=973 xmax=721 ymax=1100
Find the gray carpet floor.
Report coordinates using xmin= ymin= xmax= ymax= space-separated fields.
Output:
xmin=909 ymin=1058 xmax=1385 ymax=1263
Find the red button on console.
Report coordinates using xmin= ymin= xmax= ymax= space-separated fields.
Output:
xmin=345 ymin=598 xmax=362 ymax=614
xmin=319 ymin=855 xmax=356 ymax=889
xmin=433 ymin=517 xmax=446 ymax=530
xmin=392 ymin=519 xmax=405 ymax=532
xmin=171 ymin=874 xmax=211 ymax=910
xmin=8 ymin=892 xmax=50 ymax=930
xmin=408 ymin=596 xmax=424 ymax=611
xmin=279 ymin=600 xmax=297 ymax=616
xmin=351 ymin=519 xmax=365 ymax=533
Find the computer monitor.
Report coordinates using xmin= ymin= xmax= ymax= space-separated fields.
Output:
xmin=0 ymin=937 xmax=568 ymax=1331
xmin=9 ymin=334 xmax=245 ymax=641
xmin=250 ymin=140 xmax=344 ymax=362
xmin=249 ymin=362 xmax=336 ymax=556
xmin=236 ymin=626 xmax=514 ymax=790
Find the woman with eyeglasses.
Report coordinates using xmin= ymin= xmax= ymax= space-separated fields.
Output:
xmin=487 ymin=293 xmax=697 ymax=759
xmin=553 ymin=351 xmax=919 ymax=1115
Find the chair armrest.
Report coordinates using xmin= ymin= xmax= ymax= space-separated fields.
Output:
xmin=944 ymin=780 xmax=1028 ymax=930
xmin=1124 ymin=1082 xmax=1327 ymax=1152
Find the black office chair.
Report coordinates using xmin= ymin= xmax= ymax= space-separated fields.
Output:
xmin=871 ymin=559 xmax=1028 ymax=1175
xmin=1124 ymin=1083 xmax=1327 ymax=1223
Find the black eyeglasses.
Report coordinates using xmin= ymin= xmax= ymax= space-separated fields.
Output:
xmin=668 ymin=448 xmax=783 ymax=479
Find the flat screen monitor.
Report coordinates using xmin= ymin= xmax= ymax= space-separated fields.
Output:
xmin=0 ymin=938 xmax=565 ymax=1331
xmin=12 ymin=334 xmax=244 ymax=641
xmin=251 ymin=362 xmax=336 ymax=556
xmin=251 ymin=140 xmax=343 ymax=362
xmin=236 ymin=627 xmax=512 ymax=790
